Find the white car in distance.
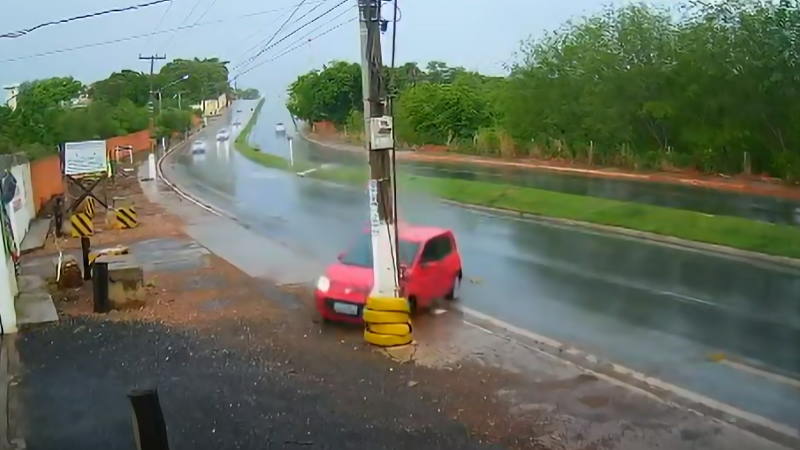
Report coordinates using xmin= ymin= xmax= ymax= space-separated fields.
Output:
xmin=191 ymin=140 xmax=206 ymax=155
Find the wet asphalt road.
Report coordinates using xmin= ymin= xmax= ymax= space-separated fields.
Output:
xmin=163 ymin=100 xmax=800 ymax=431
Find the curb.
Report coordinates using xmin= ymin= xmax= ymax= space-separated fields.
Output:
xmin=439 ymin=200 xmax=800 ymax=271
xmin=455 ymin=304 xmax=800 ymax=449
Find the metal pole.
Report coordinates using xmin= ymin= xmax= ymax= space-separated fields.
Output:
xmin=128 ymin=388 xmax=170 ymax=450
xmin=289 ymin=139 xmax=294 ymax=168
xmin=358 ymin=0 xmax=399 ymax=297
xmin=92 ymin=261 xmax=110 ymax=313
xmin=81 ymin=237 xmax=91 ymax=281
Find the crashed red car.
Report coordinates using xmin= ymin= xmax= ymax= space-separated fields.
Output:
xmin=315 ymin=225 xmax=463 ymax=323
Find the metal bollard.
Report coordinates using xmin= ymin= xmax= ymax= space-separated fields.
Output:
xmin=54 ymin=196 xmax=63 ymax=237
xmin=92 ymin=261 xmax=110 ymax=313
xmin=128 ymin=388 xmax=170 ymax=450
xmin=81 ymin=237 xmax=91 ymax=281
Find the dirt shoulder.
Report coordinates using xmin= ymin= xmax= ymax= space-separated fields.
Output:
xmin=305 ymin=133 xmax=800 ymax=201
xmin=9 ymin=157 xmax=791 ymax=450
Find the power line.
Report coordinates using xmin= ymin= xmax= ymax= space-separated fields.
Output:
xmin=141 ymin=0 xmax=175 ymax=52
xmin=230 ymin=0 xmax=329 ymax=63
xmin=231 ymin=0 xmax=309 ymax=72
xmin=192 ymin=0 xmax=220 ymax=25
xmin=232 ymin=1 xmax=349 ymax=73
xmin=233 ymin=0 xmax=350 ymax=75
xmin=233 ymin=15 xmax=357 ymax=80
xmin=1 ymin=6 xmax=311 ymax=63
xmin=1 ymin=0 xmax=171 ymax=39
xmin=160 ymin=0 xmax=204 ymax=50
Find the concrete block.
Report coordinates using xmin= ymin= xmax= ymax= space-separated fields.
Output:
xmin=96 ymin=254 xmax=145 ymax=309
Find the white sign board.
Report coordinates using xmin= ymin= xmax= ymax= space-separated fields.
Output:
xmin=64 ymin=140 xmax=107 ymax=175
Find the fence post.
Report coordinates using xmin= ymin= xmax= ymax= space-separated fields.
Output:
xmin=92 ymin=261 xmax=110 ymax=313
xmin=81 ymin=237 xmax=91 ymax=280
xmin=128 ymin=388 xmax=170 ymax=450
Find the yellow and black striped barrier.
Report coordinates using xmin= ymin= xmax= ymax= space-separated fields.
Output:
xmin=112 ymin=207 xmax=138 ymax=230
xmin=79 ymin=197 xmax=96 ymax=218
xmin=70 ymin=213 xmax=93 ymax=237
xmin=363 ymin=297 xmax=413 ymax=347
xmin=88 ymin=245 xmax=130 ymax=265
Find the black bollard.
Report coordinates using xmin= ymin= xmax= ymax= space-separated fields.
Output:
xmin=92 ymin=261 xmax=110 ymax=313
xmin=128 ymin=389 xmax=170 ymax=450
xmin=54 ymin=197 xmax=63 ymax=237
xmin=81 ymin=237 xmax=91 ymax=280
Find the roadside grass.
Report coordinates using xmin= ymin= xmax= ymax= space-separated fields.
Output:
xmin=234 ymin=108 xmax=800 ymax=259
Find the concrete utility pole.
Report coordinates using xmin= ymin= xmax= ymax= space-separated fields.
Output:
xmin=139 ymin=54 xmax=167 ymax=110
xmin=358 ymin=0 xmax=399 ymax=297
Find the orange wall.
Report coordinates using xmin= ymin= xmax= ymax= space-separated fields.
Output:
xmin=106 ymin=129 xmax=153 ymax=155
xmin=313 ymin=121 xmax=338 ymax=136
xmin=30 ymin=155 xmax=63 ymax=213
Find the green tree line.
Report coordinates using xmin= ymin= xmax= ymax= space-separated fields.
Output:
xmin=0 ymin=57 xmax=239 ymax=159
xmin=287 ymin=0 xmax=800 ymax=181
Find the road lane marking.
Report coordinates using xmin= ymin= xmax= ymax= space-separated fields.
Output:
xmin=718 ymin=358 xmax=800 ymax=389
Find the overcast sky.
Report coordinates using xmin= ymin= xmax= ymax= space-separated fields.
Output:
xmin=1 ymin=0 xmax=668 ymax=100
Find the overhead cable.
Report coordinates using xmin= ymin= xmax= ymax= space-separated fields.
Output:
xmin=1 ymin=0 xmax=171 ymax=39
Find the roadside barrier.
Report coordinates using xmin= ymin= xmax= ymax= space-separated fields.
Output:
xmin=79 ymin=197 xmax=96 ymax=218
xmin=89 ymin=245 xmax=130 ymax=265
xmin=70 ymin=212 xmax=93 ymax=237
xmin=112 ymin=207 xmax=138 ymax=229
xmin=363 ymin=297 xmax=413 ymax=347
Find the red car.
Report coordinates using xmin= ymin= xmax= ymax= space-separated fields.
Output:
xmin=315 ymin=226 xmax=463 ymax=323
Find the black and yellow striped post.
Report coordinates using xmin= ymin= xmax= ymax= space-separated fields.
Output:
xmin=112 ymin=207 xmax=138 ymax=230
xmin=363 ymin=297 xmax=413 ymax=347
xmin=70 ymin=212 xmax=94 ymax=238
xmin=79 ymin=197 xmax=96 ymax=218
xmin=88 ymin=245 xmax=130 ymax=266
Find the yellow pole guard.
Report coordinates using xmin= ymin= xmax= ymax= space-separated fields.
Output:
xmin=362 ymin=308 xmax=409 ymax=324
xmin=366 ymin=296 xmax=411 ymax=313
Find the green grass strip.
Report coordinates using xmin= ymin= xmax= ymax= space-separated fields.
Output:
xmin=234 ymin=109 xmax=800 ymax=259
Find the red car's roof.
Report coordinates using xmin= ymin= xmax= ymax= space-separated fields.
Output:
xmin=397 ymin=225 xmax=449 ymax=242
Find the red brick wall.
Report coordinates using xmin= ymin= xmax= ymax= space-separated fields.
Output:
xmin=106 ymin=129 xmax=153 ymax=155
xmin=313 ymin=121 xmax=338 ymax=136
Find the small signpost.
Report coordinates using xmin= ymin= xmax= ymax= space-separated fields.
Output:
xmin=63 ymin=140 xmax=110 ymax=213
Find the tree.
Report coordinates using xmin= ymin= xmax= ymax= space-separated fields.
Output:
xmin=91 ymin=70 xmax=150 ymax=106
xmin=155 ymin=108 xmax=192 ymax=138
xmin=157 ymin=57 xmax=230 ymax=107
xmin=234 ymin=88 xmax=261 ymax=100
xmin=7 ymin=77 xmax=84 ymax=145
xmin=287 ymin=61 xmax=361 ymax=124
xmin=396 ymin=82 xmax=492 ymax=145
xmin=424 ymin=61 xmax=465 ymax=84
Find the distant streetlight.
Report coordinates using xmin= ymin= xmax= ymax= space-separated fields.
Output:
xmin=156 ymin=74 xmax=189 ymax=112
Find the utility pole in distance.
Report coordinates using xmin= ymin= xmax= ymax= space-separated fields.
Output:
xmin=358 ymin=0 xmax=411 ymax=347
xmin=139 ymin=54 xmax=166 ymax=110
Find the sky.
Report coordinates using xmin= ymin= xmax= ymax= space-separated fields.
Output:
xmin=0 ymin=0 xmax=668 ymax=101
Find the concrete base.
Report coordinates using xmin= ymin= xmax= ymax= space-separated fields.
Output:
xmin=96 ymin=254 xmax=145 ymax=309
xmin=20 ymin=218 xmax=51 ymax=253
xmin=15 ymin=276 xmax=58 ymax=326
